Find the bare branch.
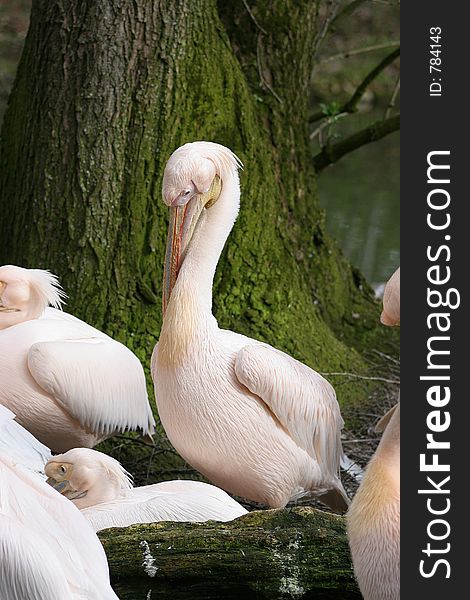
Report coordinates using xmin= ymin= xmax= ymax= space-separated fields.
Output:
xmin=318 ymin=41 xmax=400 ymax=65
xmin=313 ymin=113 xmax=400 ymax=172
xmin=309 ymin=111 xmax=349 ymax=141
xmin=343 ymin=438 xmax=381 ymax=444
xmin=341 ymin=46 xmax=399 ymax=113
xmin=369 ymin=348 xmax=401 ymax=365
xmin=312 ymin=0 xmax=342 ymax=57
xmin=241 ymin=0 xmax=267 ymax=35
xmin=385 ymin=74 xmax=400 ymax=119
xmin=330 ymin=0 xmax=373 ymax=30
xmin=309 ymin=46 xmax=400 ymax=124
xmin=256 ymin=33 xmax=283 ymax=104
xmin=312 ymin=0 xmax=399 ymax=56
xmin=372 ymin=0 xmax=400 ymax=5
xmin=321 ymin=370 xmax=400 ymax=385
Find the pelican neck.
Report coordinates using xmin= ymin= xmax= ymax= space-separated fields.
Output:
xmin=168 ymin=169 xmax=240 ymax=319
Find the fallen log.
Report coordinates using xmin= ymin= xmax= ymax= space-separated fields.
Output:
xmin=99 ymin=507 xmax=361 ymax=600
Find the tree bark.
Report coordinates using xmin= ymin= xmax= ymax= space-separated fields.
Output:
xmin=99 ymin=507 xmax=360 ymax=600
xmin=0 ymin=0 xmax=393 ymax=417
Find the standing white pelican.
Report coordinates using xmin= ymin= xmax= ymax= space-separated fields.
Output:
xmin=45 ymin=448 xmax=247 ymax=531
xmin=152 ymin=141 xmax=348 ymax=511
xmin=0 ymin=265 xmax=155 ymax=451
xmin=0 ymin=406 xmax=119 ymax=600
xmin=347 ymin=266 xmax=400 ymax=599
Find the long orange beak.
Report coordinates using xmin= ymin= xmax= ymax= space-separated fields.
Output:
xmin=162 ymin=176 xmax=222 ymax=313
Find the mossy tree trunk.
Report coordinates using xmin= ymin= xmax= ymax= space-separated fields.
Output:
xmin=0 ymin=0 xmax=389 ymax=413
xmin=99 ymin=508 xmax=361 ymax=599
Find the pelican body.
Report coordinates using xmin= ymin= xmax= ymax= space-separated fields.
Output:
xmin=152 ymin=142 xmax=348 ymax=511
xmin=0 ymin=265 xmax=155 ymax=451
xmin=45 ymin=448 xmax=247 ymax=531
xmin=0 ymin=404 xmax=51 ymax=476
xmin=0 ymin=406 xmax=118 ymax=600
xmin=380 ymin=267 xmax=400 ymax=326
xmin=347 ymin=403 xmax=400 ymax=599
xmin=347 ymin=266 xmax=400 ymax=598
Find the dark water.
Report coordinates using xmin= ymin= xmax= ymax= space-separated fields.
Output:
xmin=318 ymin=130 xmax=400 ymax=286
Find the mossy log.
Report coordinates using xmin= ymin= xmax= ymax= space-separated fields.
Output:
xmin=99 ymin=507 xmax=360 ymax=600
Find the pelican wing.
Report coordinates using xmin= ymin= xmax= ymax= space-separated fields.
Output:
xmin=0 ymin=453 xmax=118 ymax=600
xmin=0 ymin=514 xmax=73 ymax=600
xmin=27 ymin=338 xmax=155 ymax=436
xmin=84 ymin=487 xmax=247 ymax=532
xmin=0 ymin=405 xmax=50 ymax=475
xmin=234 ymin=343 xmax=344 ymax=480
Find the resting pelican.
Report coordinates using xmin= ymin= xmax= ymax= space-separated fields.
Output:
xmin=45 ymin=447 xmax=247 ymax=531
xmin=380 ymin=267 xmax=400 ymax=326
xmin=347 ymin=266 xmax=400 ymax=599
xmin=0 ymin=265 xmax=155 ymax=451
xmin=0 ymin=406 xmax=118 ymax=600
xmin=152 ymin=141 xmax=348 ymax=511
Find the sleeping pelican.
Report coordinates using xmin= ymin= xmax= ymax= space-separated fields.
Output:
xmin=0 ymin=265 xmax=155 ymax=451
xmin=347 ymin=266 xmax=400 ymax=599
xmin=45 ymin=447 xmax=248 ymax=531
xmin=0 ymin=406 xmax=118 ymax=600
xmin=152 ymin=141 xmax=349 ymax=511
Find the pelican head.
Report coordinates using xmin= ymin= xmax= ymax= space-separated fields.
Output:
xmin=0 ymin=265 xmax=66 ymax=330
xmin=380 ymin=267 xmax=400 ymax=326
xmin=162 ymin=142 xmax=242 ymax=312
xmin=45 ymin=448 xmax=133 ymax=509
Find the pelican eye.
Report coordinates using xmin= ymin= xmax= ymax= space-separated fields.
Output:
xmin=60 ymin=465 xmax=67 ymax=474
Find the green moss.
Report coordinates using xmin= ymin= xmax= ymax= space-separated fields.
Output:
xmin=99 ymin=507 xmax=361 ymax=599
xmin=0 ymin=0 xmax=397 ymax=444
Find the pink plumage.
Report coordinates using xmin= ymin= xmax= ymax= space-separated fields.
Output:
xmin=0 ymin=265 xmax=155 ymax=451
xmin=153 ymin=142 xmax=349 ymax=511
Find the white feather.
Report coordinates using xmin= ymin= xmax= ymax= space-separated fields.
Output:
xmin=24 ymin=268 xmax=67 ymax=310
xmin=0 ymin=405 xmax=50 ymax=477
xmin=0 ymin=297 xmax=155 ymax=451
xmin=83 ymin=483 xmax=247 ymax=532
xmin=0 ymin=407 xmax=118 ymax=598
xmin=28 ymin=332 xmax=152 ymax=435
xmin=154 ymin=142 xmax=349 ymax=511
xmin=235 ymin=343 xmax=344 ymax=481
xmin=0 ymin=514 xmax=71 ymax=600
xmin=46 ymin=448 xmax=247 ymax=532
